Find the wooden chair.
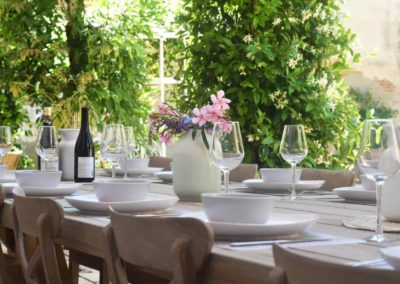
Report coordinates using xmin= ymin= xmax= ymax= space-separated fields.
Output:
xmin=300 ymin=168 xmax=355 ymax=190
xmin=0 ymin=188 xmax=25 ymax=284
xmin=12 ymin=187 xmax=72 ymax=284
xmin=230 ymin=164 xmax=258 ymax=182
xmin=149 ymin=156 xmax=173 ymax=171
xmin=103 ymin=208 xmax=214 ymax=284
xmin=269 ymin=244 xmax=400 ymax=284
xmin=4 ymin=153 xmax=21 ymax=170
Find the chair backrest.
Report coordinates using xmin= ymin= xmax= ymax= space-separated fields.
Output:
xmin=12 ymin=187 xmax=71 ymax=284
xmin=4 ymin=153 xmax=21 ymax=170
xmin=300 ymin=168 xmax=355 ymax=190
xmin=104 ymin=208 xmax=214 ymax=284
xmin=230 ymin=164 xmax=258 ymax=182
xmin=0 ymin=189 xmax=14 ymax=284
xmin=269 ymin=244 xmax=400 ymax=284
xmin=149 ymin=156 xmax=173 ymax=171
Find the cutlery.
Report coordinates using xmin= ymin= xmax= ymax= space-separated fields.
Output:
xmin=351 ymin=258 xmax=386 ymax=267
xmin=230 ymin=238 xmax=331 ymax=247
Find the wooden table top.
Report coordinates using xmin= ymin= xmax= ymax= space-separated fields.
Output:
xmin=2 ymin=177 xmax=400 ymax=284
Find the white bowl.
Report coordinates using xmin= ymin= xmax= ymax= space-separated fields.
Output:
xmin=15 ymin=170 xmax=62 ymax=188
xmin=94 ymin=179 xmax=150 ymax=202
xmin=260 ymin=168 xmax=302 ymax=183
xmin=0 ymin=165 xmax=7 ymax=178
xmin=382 ymin=172 xmax=400 ymax=221
xmin=380 ymin=246 xmax=400 ymax=270
xmin=201 ymin=192 xmax=276 ymax=224
xmin=359 ymin=175 xmax=376 ymax=191
xmin=125 ymin=158 xmax=150 ymax=169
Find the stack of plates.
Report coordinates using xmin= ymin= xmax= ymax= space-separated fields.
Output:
xmin=153 ymin=171 xmax=173 ymax=182
xmin=65 ymin=193 xmax=178 ymax=214
xmin=183 ymin=211 xmax=318 ymax=240
xmin=243 ymin=179 xmax=325 ymax=193
xmin=1 ymin=183 xmax=81 ymax=197
xmin=105 ymin=167 xmax=163 ymax=176
xmin=333 ymin=185 xmax=375 ymax=202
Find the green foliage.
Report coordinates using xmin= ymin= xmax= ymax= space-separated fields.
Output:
xmin=349 ymin=88 xmax=398 ymax=120
xmin=0 ymin=0 xmax=166 ymax=146
xmin=176 ymin=0 xmax=360 ymax=169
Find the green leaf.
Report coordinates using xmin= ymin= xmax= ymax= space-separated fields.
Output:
xmin=262 ymin=136 xmax=274 ymax=145
xmin=201 ymin=128 xmax=209 ymax=149
xmin=353 ymin=53 xmax=361 ymax=63
xmin=192 ymin=125 xmax=198 ymax=141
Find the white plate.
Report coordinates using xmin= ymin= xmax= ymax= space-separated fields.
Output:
xmin=183 ymin=211 xmax=318 ymax=240
xmin=153 ymin=171 xmax=173 ymax=182
xmin=65 ymin=193 xmax=178 ymax=214
xmin=333 ymin=186 xmax=376 ymax=202
xmin=104 ymin=167 xmax=163 ymax=176
xmin=243 ymin=179 xmax=325 ymax=192
xmin=6 ymin=184 xmax=81 ymax=197
xmin=381 ymin=246 xmax=400 ymax=270
xmin=0 ymin=175 xmax=16 ymax=183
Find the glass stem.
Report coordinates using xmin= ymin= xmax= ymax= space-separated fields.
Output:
xmin=223 ymin=170 xmax=230 ymax=193
xmin=124 ymin=157 xmax=128 ymax=179
xmin=44 ymin=158 xmax=48 ymax=171
xmin=376 ymin=181 xmax=384 ymax=236
xmin=112 ymin=162 xmax=116 ymax=179
xmin=290 ymin=164 xmax=296 ymax=200
xmin=0 ymin=154 xmax=4 ymax=165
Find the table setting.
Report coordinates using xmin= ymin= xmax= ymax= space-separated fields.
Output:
xmin=2 ymin=95 xmax=400 ymax=281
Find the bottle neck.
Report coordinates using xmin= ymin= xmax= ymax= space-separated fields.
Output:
xmin=43 ymin=115 xmax=52 ymax=126
xmin=81 ymin=108 xmax=89 ymax=131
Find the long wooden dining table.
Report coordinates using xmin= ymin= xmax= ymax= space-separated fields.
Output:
xmin=1 ymin=175 xmax=399 ymax=284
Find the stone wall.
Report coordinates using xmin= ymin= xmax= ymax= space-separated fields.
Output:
xmin=342 ymin=0 xmax=400 ymax=119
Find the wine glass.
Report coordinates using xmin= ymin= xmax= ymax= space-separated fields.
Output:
xmin=279 ymin=125 xmax=308 ymax=200
xmin=35 ymin=126 xmax=59 ymax=171
xmin=123 ymin=126 xmax=136 ymax=179
xmin=358 ymin=119 xmax=400 ymax=242
xmin=0 ymin=126 xmax=12 ymax=165
xmin=101 ymin=124 xmax=127 ymax=179
xmin=209 ymin=121 xmax=244 ymax=193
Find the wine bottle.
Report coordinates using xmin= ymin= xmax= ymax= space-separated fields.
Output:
xmin=74 ymin=107 xmax=95 ymax=182
xmin=38 ymin=107 xmax=59 ymax=170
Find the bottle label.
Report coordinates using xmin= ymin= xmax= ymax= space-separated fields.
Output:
xmin=41 ymin=157 xmax=59 ymax=171
xmin=78 ymin=157 xmax=94 ymax=178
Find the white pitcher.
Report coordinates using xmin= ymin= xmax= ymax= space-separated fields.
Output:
xmin=382 ymin=171 xmax=400 ymax=222
xmin=172 ymin=130 xmax=221 ymax=201
xmin=59 ymin=129 xmax=80 ymax=180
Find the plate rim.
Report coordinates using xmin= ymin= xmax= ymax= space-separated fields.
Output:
xmin=183 ymin=211 xmax=319 ymax=227
xmin=243 ymin=179 xmax=325 ymax=185
xmin=65 ymin=193 xmax=178 ymax=205
xmin=65 ymin=193 xmax=178 ymax=213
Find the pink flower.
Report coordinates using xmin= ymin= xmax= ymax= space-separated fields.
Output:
xmin=211 ymin=90 xmax=231 ymax=110
xmin=218 ymin=120 xmax=233 ymax=133
xmin=159 ymin=133 xmax=173 ymax=146
xmin=157 ymin=103 xmax=174 ymax=115
xmin=192 ymin=106 xmax=208 ymax=126
xmin=205 ymin=104 xmax=221 ymax=123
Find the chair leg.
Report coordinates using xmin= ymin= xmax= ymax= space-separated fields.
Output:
xmin=69 ymin=257 xmax=79 ymax=284
xmin=100 ymin=260 xmax=109 ymax=284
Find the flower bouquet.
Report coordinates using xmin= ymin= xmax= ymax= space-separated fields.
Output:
xmin=149 ymin=90 xmax=231 ymax=201
xmin=149 ymin=90 xmax=231 ymax=147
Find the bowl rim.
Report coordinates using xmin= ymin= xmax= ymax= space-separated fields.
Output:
xmin=93 ymin=179 xmax=150 ymax=186
xmin=260 ymin=168 xmax=302 ymax=172
xmin=201 ymin=192 xmax=277 ymax=200
xmin=15 ymin=170 xmax=62 ymax=175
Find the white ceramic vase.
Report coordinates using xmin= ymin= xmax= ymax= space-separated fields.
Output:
xmin=172 ymin=130 xmax=221 ymax=201
xmin=382 ymin=171 xmax=400 ymax=222
xmin=59 ymin=129 xmax=80 ymax=181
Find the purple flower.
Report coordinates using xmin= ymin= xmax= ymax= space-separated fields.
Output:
xmin=176 ymin=116 xmax=192 ymax=133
